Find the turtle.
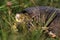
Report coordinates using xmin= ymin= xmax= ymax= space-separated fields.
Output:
xmin=15 ymin=6 xmax=60 ymax=37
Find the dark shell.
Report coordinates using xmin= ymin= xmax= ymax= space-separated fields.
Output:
xmin=18 ymin=6 xmax=60 ymax=37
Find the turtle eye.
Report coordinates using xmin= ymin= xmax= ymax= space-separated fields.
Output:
xmin=15 ymin=14 xmax=20 ymax=19
xmin=15 ymin=13 xmax=25 ymax=22
xmin=15 ymin=14 xmax=20 ymax=22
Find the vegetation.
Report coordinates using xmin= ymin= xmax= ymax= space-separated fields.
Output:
xmin=0 ymin=0 xmax=60 ymax=40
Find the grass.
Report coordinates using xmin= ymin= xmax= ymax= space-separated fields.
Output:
xmin=0 ymin=0 xmax=60 ymax=40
